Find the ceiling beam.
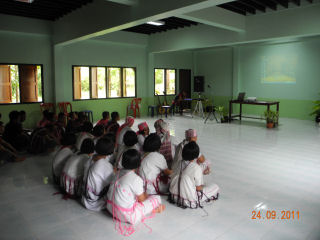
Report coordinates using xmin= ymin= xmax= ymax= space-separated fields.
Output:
xmin=181 ymin=5 xmax=245 ymax=32
xmin=250 ymin=0 xmax=277 ymax=11
xmin=291 ymin=0 xmax=301 ymax=6
xmin=106 ymin=0 xmax=138 ymax=6
xmin=53 ymin=0 xmax=236 ymax=45
xmin=228 ymin=2 xmax=256 ymax=14
xmin=219 ymin=4 xmax=246 ymax=15
xmin=239 ymin=0 xmax=266 ymax=12
xmin=269 ymin=0 xmax=289 ymax=8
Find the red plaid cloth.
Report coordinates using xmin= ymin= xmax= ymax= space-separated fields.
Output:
xmin=159 ymin=133 xmax=173 ymax=168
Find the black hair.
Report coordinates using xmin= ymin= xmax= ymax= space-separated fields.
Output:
xmin=95 ymin=137 xmax=114 ymax=155
xmin=182 ymin=141 xmax=200 ymax=161
xmin=61 ymin=133 xmax=77 ymax=146
xmin=102 ymin=111 xmax=109 ymax=119
xmin=104 ymin=133 xmax=116 ymax=143
xmin=111 ymin=112 xmax=119 ymax=121
xmin=82 ymin=121 xmax=93 ymax=132
xmin=122 ymin=149 xmax=141 ymax=170
xmin=58 ymin=112 xmax=65 ymax=119
xmin=0 ymin=121 xmax=3 ymax=126
xmin=123 ymin=130 xmax=138 ymax=147
xmin=47 ymin=112 xmax=55 ymax=122
xmin=143 ymin=133 xmax=161 ymax=152
xmin=78 ymin=112 xmax=87 ymax=121
xmin=80 ymin=138 xmax=95 ymax=154
xmin=42 ymin=110 xmax=49 ymax=118
xmin=92 ymin=125 xmax=105 ymax=137
xmin=68 ymin=112 xmax=76 ymax=119
xmin=20 ymin=110 xmax=26 ymax=115
xmin=9 ymin=111 xmax=20 ymax=121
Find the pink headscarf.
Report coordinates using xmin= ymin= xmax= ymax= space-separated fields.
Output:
xmin=185 ymin=129 xmax=197 ymax=139
xmin=137 ymin=122 xmax=148 ymax=134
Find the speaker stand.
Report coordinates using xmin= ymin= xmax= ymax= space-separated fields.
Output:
xmin=192 ymin=93 xmax=205 ymax=119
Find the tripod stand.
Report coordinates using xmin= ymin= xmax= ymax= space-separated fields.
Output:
xmin=192 ymin=93 xmax=205 ymax=119
xmin=204 ymin=106 xmax=219 ymax=123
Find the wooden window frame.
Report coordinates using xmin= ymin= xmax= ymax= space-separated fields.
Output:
xmin=72 ymin=65 xmax=137 ymax=101
xmin=0 ymin=63 xmax=44 ymax=105
xmin=154 ymin=68 xmax=177 ymax=96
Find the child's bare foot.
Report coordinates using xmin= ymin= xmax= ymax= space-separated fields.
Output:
xmin=153 ymin=204 xmax=165 ymax=213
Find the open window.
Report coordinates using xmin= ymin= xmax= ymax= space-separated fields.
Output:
xmin=0 ymin=64 xmax=43 ymax=104
xmin=154 ymin=68 xmax=176 ymax=96
xmin=73 ymin=66 xmax=136 ymax=100
xmin=123 ymin=68 xmax=136 ymax=97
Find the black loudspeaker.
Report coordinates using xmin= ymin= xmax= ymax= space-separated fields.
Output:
xmin=194 ymin=76 xmax=204 ymax=92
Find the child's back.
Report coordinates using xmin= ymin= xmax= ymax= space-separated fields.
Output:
xmin=82 ymin=137 xmax=115 ymax=211
xmin=169 ymin=142 xmax=219 ymax=209
xmin=61 ymin=153 xmax=91 ymax=196
xmin=82 ymin=155 xmax=114 ymax=211
xmin=53 ymin=147 xmax=74 ymax=184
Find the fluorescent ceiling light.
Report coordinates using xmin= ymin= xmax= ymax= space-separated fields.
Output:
xmin=147 ymin=21 xmax=165 ymax=26
xmin=15 ymin=0 xmax=35 ymax=3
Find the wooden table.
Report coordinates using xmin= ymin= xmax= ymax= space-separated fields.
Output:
xmin=229 ymin=100 xmax=280 ymax=122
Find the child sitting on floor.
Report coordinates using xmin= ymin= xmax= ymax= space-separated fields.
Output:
xmin=0 ymin=121 xmax=25 ymax=165
xmin=92 ymin=125 xmax=106 ymax=145
xmin=169 ymin=142 xmax=219 ymax=209
xmin=173 ymin=129 xmax=210 ymax=176
xmin=105 ymin=112 xmax=120 ymax=135
xmin=114 ymin=130 xmax=139 ymax=170
xmin=52 ymin=133 xmax=76 ymax=184
xmin=3 ymin=111 xmax=29 ymax=152
xmin=138 ymin=133 xmax=172 ymax=195
xmin=136 ymin=122 xmax=149 ymax=152
xmin=82 ymin=137 xmax=115 ymax=211
xmin=65 ymin=112 xmax=79 ymax=133
xmin=154 ymin=119 xmax=174 ymax=168
xmin=38 ymin=110 xmax=50 ymax=128
xmin=116 ymin=116 xmax=134 ymax=150
xmin=96 ymin=111 xmax=109 ymax=127
xmin=75 ymin=121 xmax=94 ymax=150
xmin=106 ymin=149 xmax=164 ymax=236
xmin=61 ymin=138 xmax=95 ymax=197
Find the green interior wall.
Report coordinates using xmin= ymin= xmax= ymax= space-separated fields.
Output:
xmin=54 ymin=39 xmax=149 ymax=122
xmin=1 ymin=29 xmax=320 ymax=127
xmin=0 ymin=31 xmax=53 ymax=128
xmin=236 ymin=38 xmax=320 ymax=120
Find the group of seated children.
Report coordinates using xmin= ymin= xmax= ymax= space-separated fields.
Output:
xmin=0 ymin=112 xmax=27 ymax=165
xmin=52 ymin=114 xmax=220 ymax=236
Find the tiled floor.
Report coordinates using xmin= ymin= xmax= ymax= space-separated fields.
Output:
xmin=1 ymin=115 xmax=320 ymax=240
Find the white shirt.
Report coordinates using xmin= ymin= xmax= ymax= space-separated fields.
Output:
xmin=107 ymin=170 xmax=144 ymax=209
xmin=62 ymin=153 xmax=90 ymax=180
xmin=117 ymin=126 xmax=131 ymax=148
xmin=139 ymin=152 xmax=168 ymax=182
xmin=137 ymin=134 xmax=146 ymax=152
xmin=52 ymin=147 xmax=74 ymax=178
xmin=76 ymin=132 xmax=94 ymax=151
xmin=169 ymin=161 xmax=204 ymax=203
xmin=115 ymin=144 xmax=139 ymax=169
xmin=82 ymin=155 xmax=114 ymax=211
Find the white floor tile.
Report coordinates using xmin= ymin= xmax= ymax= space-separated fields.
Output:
xmin=0 ymin=116 xmax=320 ymax=239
